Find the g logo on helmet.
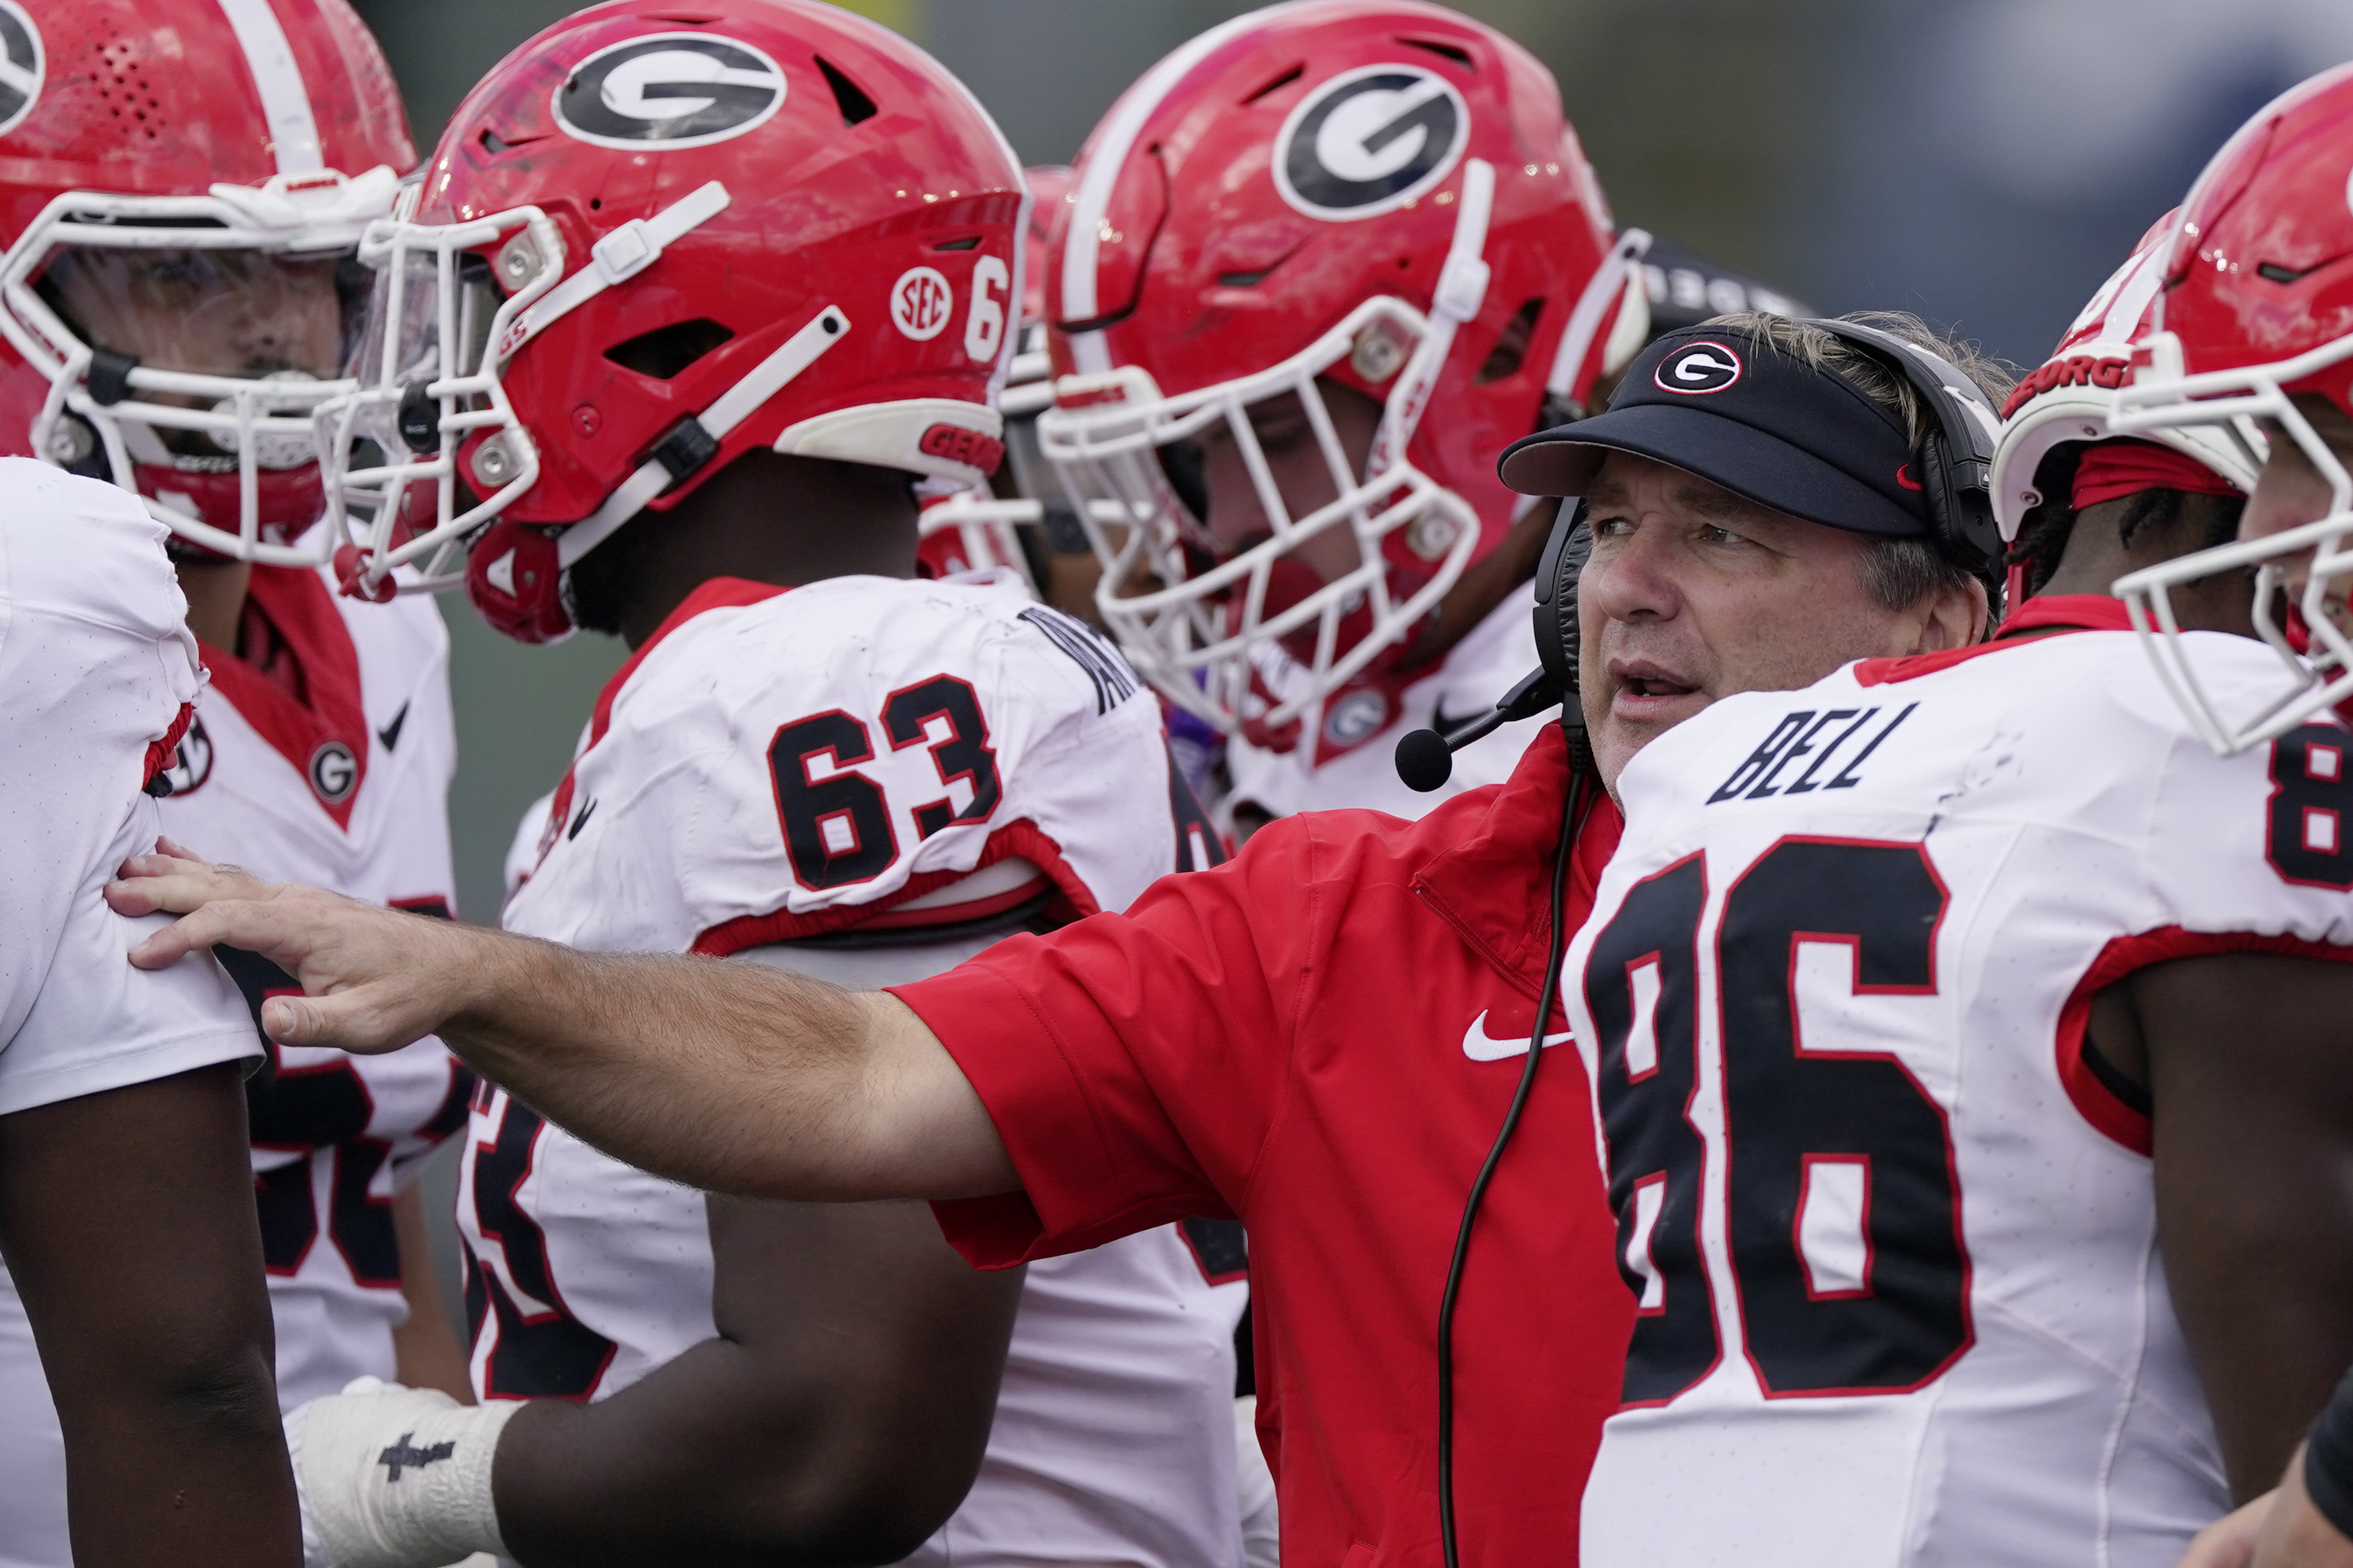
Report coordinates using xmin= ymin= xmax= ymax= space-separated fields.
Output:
xmin=309 ymin=740 xmax=358 ymax=806
xmin=1273 ymin=64 xmax=1470 ymax=222
xmin=0 ymin=1 xmax=43 ymax=140
xmin=553 ymin=32 xmax=786 ymax=151
xmin=1654 ymin=342 xmax=1743 ymax=396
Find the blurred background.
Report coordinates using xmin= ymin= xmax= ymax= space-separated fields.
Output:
xmin=344 ymin=0 xmax=2353 ymax=924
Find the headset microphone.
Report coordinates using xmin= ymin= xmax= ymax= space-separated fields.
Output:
xmin=1396 ymin=503 xmax=1592 ymax=793
xmin=1395 ymin=667 xmax=1562 ymax=791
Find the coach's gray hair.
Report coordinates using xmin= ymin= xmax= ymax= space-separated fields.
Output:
xmin=1704 ymin=309 xmax=2018 ymax=615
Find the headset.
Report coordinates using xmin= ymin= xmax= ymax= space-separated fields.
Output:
xmin=1394 ymin=318 xmax=2000 ymax=1568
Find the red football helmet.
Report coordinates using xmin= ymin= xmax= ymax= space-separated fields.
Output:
xmin=1033 ymin=0 xmax=1644 ymax=746
xmin=916 ymin=162 xmax=1072 ymax=587
xmin=2109 ymin=62 xmax=2353 ymax=753
xmin=1990 ymin=207 xmax=2260 ymax=599
xmin=0 ymin=0 xmax=411 ymax=563
xmin=318 ymin=0 xmax=1024 ymax=641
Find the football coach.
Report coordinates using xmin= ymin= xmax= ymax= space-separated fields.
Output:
xmin=112 ymin=312 xmax=2004 ymax=1568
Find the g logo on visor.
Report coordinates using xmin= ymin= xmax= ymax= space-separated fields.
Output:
xmin=554 ymin=32 xmax=786 ymax=151
xmin=1273 ymin=63 xmax=1470 ymax=222
xmin=1655 ymin=342 xmax=1743 ymax=395
xmin=0 ymin=1 xmax=43 ymax=139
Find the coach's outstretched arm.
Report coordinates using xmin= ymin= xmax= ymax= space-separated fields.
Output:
xmin=109 ymin=843 xmax=1017 ymax=1203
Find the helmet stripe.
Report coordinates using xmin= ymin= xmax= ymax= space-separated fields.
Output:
xmin=214 ymin=0 xmax=325 ymax=175
xmin=1060 ymin=1 xmax=1292 ymax=371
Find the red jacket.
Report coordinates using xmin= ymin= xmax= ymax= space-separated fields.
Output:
xmin=893 ymin=726 xmax=1636 ymax=1568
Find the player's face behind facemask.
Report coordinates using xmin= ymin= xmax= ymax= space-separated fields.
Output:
xmin=1576 ymin=450 xmax=1984 ymax=793
xmin=2237 ymin=393 xmax=2353 ymax=640
xmin=1159 ymin=374 xmax=1388 ymax=643
xmin=34 ymin=241 xmax=367 ymax=550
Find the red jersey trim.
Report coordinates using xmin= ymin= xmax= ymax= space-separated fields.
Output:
xmin=1855 ymin=595 xmax=2134 ymax=687
xmin=2055 ymin=925 xmax=2353 ymax=1156
xmin=691 ymin=819 xmax=1093 ymax=954
xmin=143 ymin=700 xmax=195 ymax=789
xmin=589 ymin=576 xmax=792 ymax=750
xmin=199 ymin=565 xmax=371 ymax=829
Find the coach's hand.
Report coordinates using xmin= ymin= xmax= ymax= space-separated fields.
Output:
xmin=109 ymin=838 xmax=485 ymax=1053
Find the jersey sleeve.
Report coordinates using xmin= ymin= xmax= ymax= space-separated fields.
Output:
xmin=2129 ymin=642 xmax=2353 ymax=948
xmin=0 ymin=464 xmax=255 ymax=1111
xmin=889 ymin=809 xmax=1322 ymax=1267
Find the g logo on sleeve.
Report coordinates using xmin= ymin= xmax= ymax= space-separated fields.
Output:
xmin=1273 ymin=63 xmax=1470 ymax=222
xmin=554 ymin=33 xmax=786 ymax=151
xmin=1654 ymin=341 xmax=1744 ymax=395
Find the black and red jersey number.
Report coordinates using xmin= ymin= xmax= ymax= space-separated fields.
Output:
xmin=465 ymin=1085 xmax=617 ymax=1401
xmin=768 ymin=675 xmax=1008 ymax=890
xmin=1586 ymin=838 xmax=1969 ymax=1405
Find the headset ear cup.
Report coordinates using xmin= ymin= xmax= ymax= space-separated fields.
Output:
xmin=1917 ymin=432 xmax=2000 ymax=573
xmin=1530 ymin=500 xmax=1592 ymax=696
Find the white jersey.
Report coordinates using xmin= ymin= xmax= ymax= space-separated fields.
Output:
xmin=0 ymin=462 xmax=256 ymax=1568
xmin=160 ymin=556 xmax=467 ymax=1408
xmin=1562 ymin=612 xmax=2353 ymax=1568
xmin=462 ymin=572 xmax=1244 ymax=1568
xmin=1225 ymin=590 xmax=1548 ymax=820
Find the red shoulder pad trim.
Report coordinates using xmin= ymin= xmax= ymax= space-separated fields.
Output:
xmin=2055 ymin=925 xmax=2353 ymax=1156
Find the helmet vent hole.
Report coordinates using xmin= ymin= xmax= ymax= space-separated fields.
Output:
xmin=1241 ymin=64 xmax=1303 ymax=105
xmin=2258 ymin=262 xmax=2309 ymax=285
xmin=1400 ymin=37 xmax=1474 ymax=70
xmin=933 ymin=236 xmax=982 ymax=252
xmin=814 ymin=55 xmax=877 ymax=128
xmin=480 ymin=128 xmax=509 ymax=155
xmin=1476 ymin=297 xmax=1545 ymax=385
xmin=605 ymin=318 xmax=736 ymax=381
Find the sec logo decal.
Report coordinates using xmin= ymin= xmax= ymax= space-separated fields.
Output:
xmin=1274 ymin=64 xmax=1470 ymax=222
xmin=892 ymin=266 xmax=954 ymax=341
xmin=1654 ymin=341 xmax=1743 ymax=395
xmin=554 ymin=32 xmax=786 ymax=151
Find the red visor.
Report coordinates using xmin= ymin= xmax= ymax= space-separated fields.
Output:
xmin=2071 ymin=439 xmax=2240 ymax=511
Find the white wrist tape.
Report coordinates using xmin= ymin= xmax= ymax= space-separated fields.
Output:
xmin=284 ymin=1377 xmax=520 ymax=1568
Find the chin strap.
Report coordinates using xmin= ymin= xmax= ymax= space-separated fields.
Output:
xmin=556 ymin=303 xmax=852 ymax=568
xmin=1366 ymin=158 xmax=1494 ymax=483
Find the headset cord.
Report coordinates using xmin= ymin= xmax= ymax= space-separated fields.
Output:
xmin=1436 ymin=738 xmax=1593 ymax=1568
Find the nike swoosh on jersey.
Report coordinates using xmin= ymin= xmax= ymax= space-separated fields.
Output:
xmin=376 ymin=701 xmax=409 ymax=753
xmin=1461 ymin=1009 xmax=1574 ymax=1061
xmin=1430 ymin=697 xmax=1489 ymax=737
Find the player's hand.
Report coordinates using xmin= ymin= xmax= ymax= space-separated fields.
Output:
xmin=283 ymin=1376 xmax=517 ymax=1568
xmin=108 ymin=838 xmax=476 ymax=1054
xmin=2182 ymin=1491 xmax=2274 ymax=1568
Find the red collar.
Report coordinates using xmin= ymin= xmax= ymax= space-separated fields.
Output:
xmin=1413 ymin=725 xmax=1624 ymax=1002
xmin=1856 ymin=593 xmax=2134 ymax=686
xmin=1996 ymin=593 xmax=2136 ymax=637
xmin=200 ymin=565 xmax=369 ymax=829
xmin=587 ymin=577 xmax=791 ymax=749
